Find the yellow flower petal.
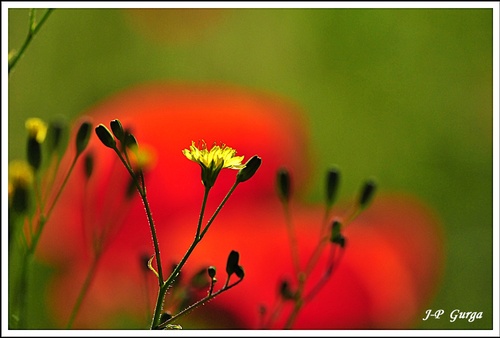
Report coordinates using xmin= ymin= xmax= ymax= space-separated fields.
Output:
xmin=182 ymin=140 xmax=245 ymax=187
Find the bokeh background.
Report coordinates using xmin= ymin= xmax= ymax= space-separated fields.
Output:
xmin=7 ymin=6 xmax=493 ymax=330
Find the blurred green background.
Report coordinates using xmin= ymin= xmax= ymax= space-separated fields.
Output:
xmin=8 ymin=7 xmax=493 ymax=329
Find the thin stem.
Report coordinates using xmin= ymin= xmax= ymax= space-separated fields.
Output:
xmin=45 ymin=155 xmax=78 ymax=222
xmin=16 ymin=248 xmax=31 ymax=328
xmin=31 ymin=154 xmax=78 ymax=252
xmin=14 ymin=153 xmax=79 ymax=328
xmin=199 ymin=181 xmax=239 ymax=239
xmin=303 ymin=246 xmax=344 ymax=304
xmin=142 ymin=193 xmax=164 ymax=284
xmin=113 ymin=147 xmax=164 ymax=285
xmin=303 ymin=236 xmax=329 ymax=278
xmin=42 ymin=153 xmax=63 ymax=212
xmin=151 ymin=220 xmax=203 ymax=328
xmin=66 ymin=254 xmax=100 ymax=329
xmin=196 ymin=187 xmax=210 ymax=239
xmin=283 ymin=298 xmax=303 ymax=329
xmin=151 ymin=180 xmax=239 ymax=329
xmin=9 ymin=9 xmax=54 ymax=73
xmin=282 ymin=202 xmax=301 ymax=278
xmin=110 ymin=146 xmax=168 ymax=329
xmin=32 ymin=174 xmax=44 ymax=220
xmin=157 ymin=277 xmax=244 ymax=329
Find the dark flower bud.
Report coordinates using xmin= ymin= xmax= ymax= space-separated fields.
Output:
xmin=76 ymin=120 xmax=92 ymax=156
xmin=110 ymin=119 xmax=125 ymax=142
xmin=326 ymin=167 xmax=340 ymax=207
xmin=9 ymin=161 xmax=33 ymax=214
xmin=95 ymin=124 xmax=116 ymax=149
xmin=226 ymin=250 xmax=240 ymax=277
xmin=11 ymin=185 xmax=30 ymax=214
xmin=234 ymin=265 xmax=245 ymax=279
xmin=207 ymin=266 xmax=216 ymax=279
xmin=279 ymin=280 xmax=295 ymax=300
xmin=276 ymin=168 xmax=291 ymax=203
xmin=125 ymin=133 xmax=138 ymax=149
xmin=236 ymin=155 xmax=262 ymax=183
xmin=329 ymin=220 xmax=345 ymax=248
xmin=27 ymin=137 xmax=42 ymax=171
xmin=84 ymin=152 xmax=94 ymax=179
xmin=47 ymin=119 xmax=67 ymax=155
xmin=358 ymin=179 xmax=377 ymax=209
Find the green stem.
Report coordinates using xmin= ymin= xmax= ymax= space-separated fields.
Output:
xmin=142 ymin=192 xmax=164 ymax=284
xmin=284 ymin=245 xmax=344 ymax=329
xmin=196 ymin=187 xmax=211 ymax=239
xmin=303 ymin=245 xmax=344 ymax=304
xmin=157 ymin=277 xmax=244 ymax=329
xmin=304 ymin=234 xmax=329 ymax=278
xmin=15 ymin=153 xmax=79 ymax=328
xmin=284 ymin=298 xmax=303 ymax=329
xmin=113 ymin=147 xmax=164 ymax=285
xmin=150 ymin=196 xmax=208 ymax=329
xmin=16 ymin=248 xmax=32 ymax=328
xmin=282 ymin=202 xmax=301 ymax=278
xmin=150 ymin=181 xmax=239 ymax=329
xmin=66 ymin=254 xmax=100 ymax=329
xmin=9 ymin=9 xmax=54 ymax=73
xmin=31 ymin=154 xmax=78 ymax=252
xmin=199 ymin=181 xmax=239 ymax=239
xmin=305 ymin=205 xmax=335 ymax=277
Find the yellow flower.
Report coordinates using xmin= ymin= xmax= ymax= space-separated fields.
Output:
xmin=8 ymin=160 xmax=34 ymax=213
xmin=25 ymin=118 xmax=48 ymax=143
xmin=182 ymin=141 xmax=245 ymax=188
xmin=9 ymin=160 xmax=34 ymax=188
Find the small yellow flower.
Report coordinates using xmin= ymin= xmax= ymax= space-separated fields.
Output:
xmin=8 ymin=160 xmax=34 ymax=213
xmin=25 ymin=118 xmax=48 ymax=143
xmin=9 ymin=160 xmax=34 ymax=189
xmin=182 ymin=141 xmax=245 ymax=188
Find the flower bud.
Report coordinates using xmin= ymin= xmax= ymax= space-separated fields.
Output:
xmin=279 ymin=280 xmax=295 ymax=300
xmin=207 ymin=266 xmax=216 ymax=279
xmin=326 ymin=167 xmax=340 ymax=207
xmin=329 ymin=220 xmax=345 ymax=248
xmin=276 ymin=168 xmax=291 ymax=203
xmin=9 ymin=161 xmax=34 ymax=214
xmin=234 ymin=265 xmax=245 ymax=279
xmin=226 ymin=250 xmax=240 ymax=277
xmin=46 ymin=118 xmax=67 ymax=155
xmin=84 ymin=152 xmax=94 ymax=179
xmin=11 ymin=185 xmax=30 ymax=214
xmin=125 ymin=133 xmax=138 ymax=149
xmin=236 ymin=155 xmax=262 ymax=183
xmin=75 ymin=120 xmax=92 ymax=156
xmin=110 ymin=119 xmax=125 ymax=142
xmin=358 ymin=179 xmax=377 ymax=209
xmin=26 ymin=137 xmax=42 ymax=171
xmin=95 ymin=124 xmax=116 ymax=149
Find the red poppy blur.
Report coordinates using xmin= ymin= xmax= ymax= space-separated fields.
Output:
xmin=37 ymin=82 xmax=444 ymax=329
